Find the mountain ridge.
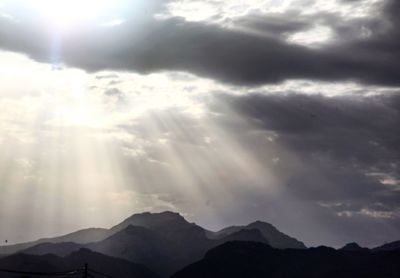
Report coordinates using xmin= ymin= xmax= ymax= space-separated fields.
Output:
xmin=0 ymin=211 xmax=306 ymax=255
xmin=213 ymin=220 xmax=306 ymax=249
xmin=172 ymin=241 xmax=400 ymax=278
xmin=0 ymin=248 xmax=160 ymax=278
xmin=340 ymin=242 xmax=369 ymax=251
xmin=373 ymin=240 xmax=400 ymax=251
xmin=0 ymin=211 xmax=399 ymax=277
xmin=0 ymin=228 xmax=109 ymax=255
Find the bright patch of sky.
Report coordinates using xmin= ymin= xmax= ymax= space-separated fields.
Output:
xmin=286 ymin=25 xmax=334 ymax=47
xmin=162 ymin=0 xmax=383 ymax=22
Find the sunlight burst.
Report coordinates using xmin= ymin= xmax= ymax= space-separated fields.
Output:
xmin=32 ymin=0 xmax=114 ymax=29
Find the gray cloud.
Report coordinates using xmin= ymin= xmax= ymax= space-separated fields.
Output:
xmin=0 ymin=0 xmax=399 ymax=86
xmin=210 ymin=92 xmax=400 ymax=223
xmin=218 ymin=91 xmax=399 ymax=163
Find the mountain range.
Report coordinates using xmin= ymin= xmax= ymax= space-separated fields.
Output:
xmin=0 ymin=248 xmax=159 ymax=278
xmin=172 ymin=241 xmax=400 ymax=278
xmin=0 ymin=211 xmax=399 ymax=277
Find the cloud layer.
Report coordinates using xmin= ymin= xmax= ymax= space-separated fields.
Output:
xmin=0 ymin=0 xmax=399 ymax=86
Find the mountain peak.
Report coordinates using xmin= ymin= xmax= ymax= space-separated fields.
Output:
xmin=214 ymin=220 xmax=306 ymax=249
xmin=125 ymin=211 xmax=186 ymax=224
xmin=340 ymin=242 xmax=368 ymax=251
xmin=129 ymin=211 xmax=183 ymax=219
xmin=248 ymin=221 xmax=275 ymax=229
xmin=246 ymin=221 xmax=306 ymax=249
xmin=109 ymin=211 xmax=192 ymax=234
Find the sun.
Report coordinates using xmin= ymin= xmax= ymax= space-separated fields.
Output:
xmin=32 ymin=0 xmax=114 ymax=29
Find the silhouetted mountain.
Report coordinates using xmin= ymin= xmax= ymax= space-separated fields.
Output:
xmin=109 ymin=211 xmax=197 ymax=233
xmin=172 ymin=241 xmax=400 ymax=278
xmin=1 ymin=212 xmax=307 ymax=276
xmin=18 ymin=228 xmax=271 ymax=277
xmin=340 ymin=242 xmax=369 ymax=251
xmin=0 ymin=248 xmax=159 ymax=278
xmin=88 ymin=225 xmax=174 ymax=275
xmin=21 ymin=242 xmax=82 ymax=257
xmin=0 ymin=253 xmax=65 ymax=276
xmin=214 ymin=221 xmax=306 ymax=249
xmin=18 ymin=224 xmax=211 ymax=276
xmin=88 ymin=224 xmax=271 ymax=276
xmin=1 ymin=212 xmax=303 ymax=256
xmin=2 ymin=211 xmax=400 ymax=277
xmin=67 ymin=248 xmax=159 ymax=278
xmin=0 ymin=212 xmax=194 ymax=255
xmin=220 ymin=229 xmax=269 ymax=244
xmin=374 ymin=240 xmax=400 ymax=251
xmin=0 ymin=228 xmax=108 ymax=255
xmin=14 ymin=213 xmax=273 ymax=276
xmin=90 ymin=224 xmax=214 ymax=276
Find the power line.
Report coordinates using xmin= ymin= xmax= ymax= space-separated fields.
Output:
xmin=0 ymin=268 xmax=83 ymax=276
xmin=0 ymin=264 xmax=114 ymax=278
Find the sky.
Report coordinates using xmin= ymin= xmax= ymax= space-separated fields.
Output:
xmin=0 ymin=0 xmax=399 ymax=248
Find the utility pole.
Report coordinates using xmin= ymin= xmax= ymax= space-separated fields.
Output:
xmin=84 ymin=263 xmax=88 ymax=278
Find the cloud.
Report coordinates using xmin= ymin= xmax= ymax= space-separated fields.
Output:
xmin=211 ymin=91 xmax=400 ymax=218
xmin=217 ymin=92 xmax=400 ymax=164
xmin=0 ymin=0 xmax=399 ymax=86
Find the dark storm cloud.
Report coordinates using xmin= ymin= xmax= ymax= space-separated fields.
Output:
xmin=0 ymin=0 xmax=400 ymax=86
xmin=213 ymin=92 xmax=400 ymax=211
xmin=201 ymin=91 xmax=399 ymax=246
